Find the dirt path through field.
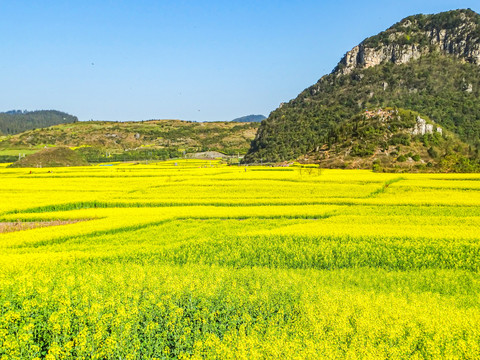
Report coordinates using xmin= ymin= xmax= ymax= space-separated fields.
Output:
xmin=0 ymin=220 xmax=83 ymax=233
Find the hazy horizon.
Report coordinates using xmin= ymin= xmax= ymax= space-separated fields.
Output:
xmin=0 ymin=109 xmax=267 ymax=123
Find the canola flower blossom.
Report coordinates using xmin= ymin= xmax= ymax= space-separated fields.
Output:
xmin=0 ymin=160 xmax=480 ymax=359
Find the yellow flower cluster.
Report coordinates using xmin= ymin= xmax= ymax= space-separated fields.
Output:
xmin=0 ymin=161 xmax=480 ymax=358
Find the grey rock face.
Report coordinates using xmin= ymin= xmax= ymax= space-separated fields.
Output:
xmin=410 ymin=116 xmax=441 ymax=136
xmin=411 ymin=116 xmax=426 ymax=135
xmin=335 ymin=12 xmax=480 ymax=75
xmin=425 ymin=124 xmax=434 ymax=134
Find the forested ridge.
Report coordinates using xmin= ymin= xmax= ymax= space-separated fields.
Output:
xmin=0 ymin=110 xmax=77 ymax=135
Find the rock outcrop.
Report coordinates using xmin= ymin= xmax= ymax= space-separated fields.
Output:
xmin=335 ymin=9 xmax=480 ymax=75
xmin=410 ymin=116 xmax=443 ymax=136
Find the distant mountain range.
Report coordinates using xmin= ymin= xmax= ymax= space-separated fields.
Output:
xmin=231 ymin=114 xmax=266 ymax=123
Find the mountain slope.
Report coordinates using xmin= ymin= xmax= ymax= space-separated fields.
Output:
xmin=0 ymin=110 xmax=77 ymax=135
xmin=244 ymin=9 xmax=480 ymax=166
xmin=308 ymin=108 xmax=472 ymax=171
xmin=0 ymin=120 xmax=259 ymax=162
xmin=9 ymin=147 xmax=89 ymax=168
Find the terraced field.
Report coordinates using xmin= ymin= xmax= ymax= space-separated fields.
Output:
xmin=1 ymin=161 xmax=480 ymax=359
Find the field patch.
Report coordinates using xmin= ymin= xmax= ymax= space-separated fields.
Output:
xmin=1 ymin=162 xmax=480 ymax=359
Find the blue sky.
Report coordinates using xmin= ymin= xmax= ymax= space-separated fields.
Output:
xmin=1 ymin=1 xmax=478 ymax=121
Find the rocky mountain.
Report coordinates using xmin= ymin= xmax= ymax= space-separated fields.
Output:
xmin=336 ymin=9 xmax=480 ymax=75
xmin=244 ymin=9 xmax=480 ymax=171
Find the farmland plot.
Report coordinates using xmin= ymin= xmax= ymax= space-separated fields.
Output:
xmin=1 ymin=161 xmax=480 ymax=359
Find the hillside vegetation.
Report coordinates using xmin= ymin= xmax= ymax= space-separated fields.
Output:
xmin=305 ymin=108 xmax=473 ymax=171
xmin=9 ymin=147 xmax=89 ymax=168
xmin=0 ymin=120 xmax=259 ymax=163
xmin=245 ymin=9 xmax=480 ymax=171
xmin=0 ymin=110 xmax=77 ymax=135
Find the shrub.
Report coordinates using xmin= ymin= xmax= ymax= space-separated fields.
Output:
xmin=428 ymin=147 xmax=439 ymax=158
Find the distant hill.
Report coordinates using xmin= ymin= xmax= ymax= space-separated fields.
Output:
xmin=9 ymin=147 xmax=89 ymax=168
xmin=0 ymin=120 xmax=260 ymax=163
xmin=244 ymin=9 xmax=480 ymax=171
xmin=231 ymin=115 xmax=266 ymax=123
xmin=0 ymin=110 xmax=78 ymax=135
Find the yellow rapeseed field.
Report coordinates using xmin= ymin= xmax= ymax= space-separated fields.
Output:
xmin=1 ymin=160 xmax=480 ymax=359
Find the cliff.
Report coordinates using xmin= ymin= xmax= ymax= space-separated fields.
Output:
xmin=336 ymin=9 xmax=480 ymax=75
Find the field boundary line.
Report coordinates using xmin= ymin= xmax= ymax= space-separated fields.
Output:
xmin=367 ymin=177 xmax=405 ymax=198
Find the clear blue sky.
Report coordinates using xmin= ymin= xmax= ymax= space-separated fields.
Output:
xmin=1 ymin=1 xmax=478 ymax=122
